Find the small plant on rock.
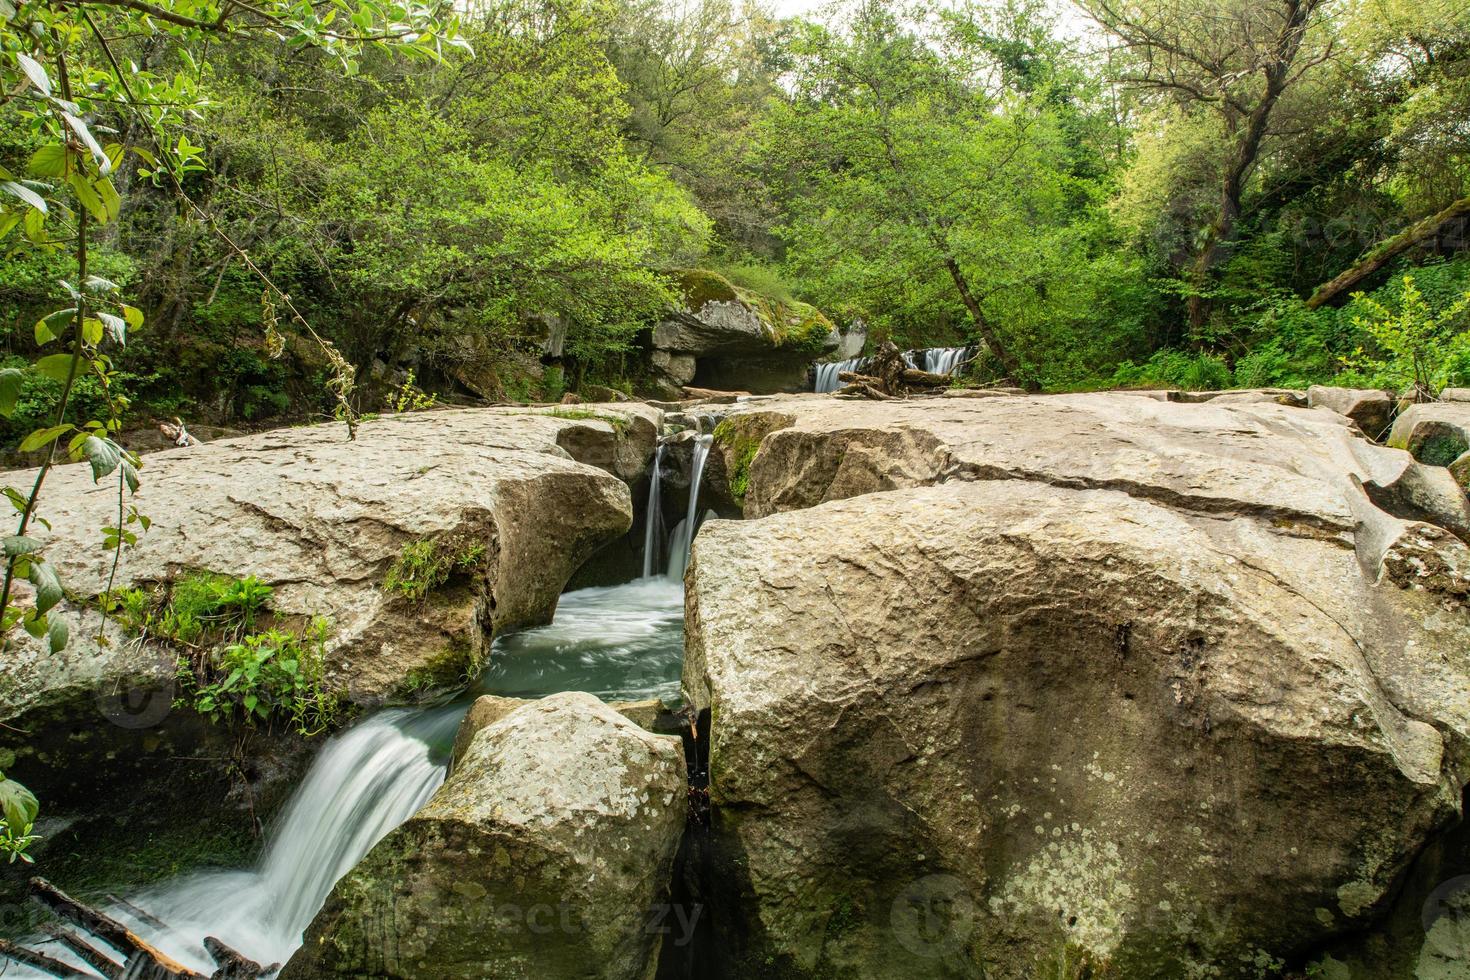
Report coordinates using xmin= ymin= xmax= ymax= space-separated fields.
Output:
xmin=179 ymin=618 xmax=340 ymax=736
xmin=383 ymin=538 xmax=487 ymax=601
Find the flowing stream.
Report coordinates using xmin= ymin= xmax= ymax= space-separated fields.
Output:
xmin=16 ymin=434 xmax=717 ymax=976
xmin=813 ymin=346 xmax=974 ymax=392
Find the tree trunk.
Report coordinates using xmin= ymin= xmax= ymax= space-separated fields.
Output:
xmin=942 ymin=256 xmax=1034 ymax=390
xmin=1187 ymin=0 xmax=1316 ymax=332
xmin=1305 ymin=195 xmax=1470 ymax=308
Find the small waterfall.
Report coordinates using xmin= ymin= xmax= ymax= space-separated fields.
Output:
xmin=9 ymin=709 xmax=460 ymax=977
xmin=923 ymin=346 xmax=971 ymax=376
xmin=665 ymin=435 xmax=713 ymax=579
xmin=814 ymin=357 xmax=867 ymax=393
xmin=641 ymin=443 xmax=666 ymax=579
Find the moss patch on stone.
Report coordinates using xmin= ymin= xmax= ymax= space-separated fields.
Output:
xmin=673 ymin=268 xmax=835 ymax=353
xmin=712 ymin=418 xmax=770 ymax=507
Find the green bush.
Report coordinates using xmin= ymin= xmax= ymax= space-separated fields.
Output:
xmin=179 ymin=619 xmax=341 ymax=736
xmin=1110 ymin=349 xmax=1232 ymax=391
xmin=383 ymin=537 xmax=487 ymax=601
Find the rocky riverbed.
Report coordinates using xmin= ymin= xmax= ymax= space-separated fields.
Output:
xmin=2 ymin=388 xmax=1468 ymax=978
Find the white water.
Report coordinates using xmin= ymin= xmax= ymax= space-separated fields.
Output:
xmin=922 ymin=346 xmax=971 ymax=376
xmin=814 ymin=357 xmax=867 ymax=393
xmin=641 ymin=443 xmax=667 ymax=579
xmin=813 ymin=347 xmax=971 ymax=391
xmin=13 ymin=575 xmax=689 ymax=976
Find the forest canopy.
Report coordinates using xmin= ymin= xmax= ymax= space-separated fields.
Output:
xmin=2 ymin=0 xmax=1469 ymax=424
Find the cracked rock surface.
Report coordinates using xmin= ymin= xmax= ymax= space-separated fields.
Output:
xmin=685 ymin=392 xmax=1470 ymax=978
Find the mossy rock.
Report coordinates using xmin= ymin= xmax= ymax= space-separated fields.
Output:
xmin=671 ymin=269 xmax=835 ymax=354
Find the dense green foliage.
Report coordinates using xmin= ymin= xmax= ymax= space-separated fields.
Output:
xmin=5 ymin=0 xmax=1469 ymax=422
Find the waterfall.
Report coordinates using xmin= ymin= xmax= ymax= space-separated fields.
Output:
xmin=7 ymin=709 xmax=460 ymax=977
xmin=641 ymin=443 xmax=666 ymax=579
xmin=922 ymin=346 xmax=971 ymax=376
xmin=814 ymin=348 xmax=971 ymax=391
xmin=814 ymin=357 xmax=867 ymax=393
xmin=665 ymin=435 xmax=713 ymax=579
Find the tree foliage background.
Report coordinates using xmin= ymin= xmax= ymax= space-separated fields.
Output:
xmin=2 ymin=0 xmax=1469 ymax=424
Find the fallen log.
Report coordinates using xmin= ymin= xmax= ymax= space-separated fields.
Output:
xmin=27 ymin=878 xmax=202 ymax=978
xmin=0 ymin=879 xmax=275 ymax=980
xmin=1306 ymin=195 xmax=1470 ymax=308
xmin=0 ymin=938 xmax=90 ymax=978
xmin=45 ymin=927 xmax=123 ymax=979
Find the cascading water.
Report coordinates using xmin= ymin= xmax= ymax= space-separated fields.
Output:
xmin=641 ymin=443 xmax=667 ymax=579
xmin=813 ymin=348 xmax=971 ymax=391
xmin=665 ymin=434 xmax=713 ymax=580
xmin=11 ymin=708 xmax=459 ymax=976
xmin=13 ymin=582 xmax=690 ymax=977
xmin=923 ymin=346 xmax=971 ymax=376
xmin=814 ymin=357 xmax=867 ymax=393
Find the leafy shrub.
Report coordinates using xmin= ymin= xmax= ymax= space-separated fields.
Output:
xmin=1338 ymin=273 xmax=1470 ymax=398
xmin=179 ymin=619 xmax=340 ymax=736
xmin=0 ymin=771 xmax=39 ymax=864
xmin=1111 ymin=349 xmax=1232 ymax=391
xmin=117 ymin=572 xmax=274 ymax=646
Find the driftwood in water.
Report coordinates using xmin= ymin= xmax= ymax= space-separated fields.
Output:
xmin=834 ymin=341 xmax=957 ymax=399
xmin=0 ymin=879 xmax=275 ymax=980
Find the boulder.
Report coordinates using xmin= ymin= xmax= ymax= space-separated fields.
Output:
xmin=1308 ymin=385 xmax=1395 ymax=439
xmin=682 ymin=392 xmax=1470 ymax=977
xmin=1389 ymin=402 xmax=1470 ymax=469
xmin=683 ymin=478 xmax=1470 ymax=978
xmin=449 ymin=694 xmax=671 ymax=768
xmin=0 ymin=405 xmax=657 ymax=810
xmin=283 ymin=692 xmax=687 ymax=980
xmin=647 ymin=270 xmax=836 ymax=398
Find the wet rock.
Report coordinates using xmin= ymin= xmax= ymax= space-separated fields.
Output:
xmin=283 ymin=692 xmax=687 ymax=980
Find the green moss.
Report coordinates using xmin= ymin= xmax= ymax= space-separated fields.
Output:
xmin=673 ymin=268 xmax=835 ymax=353
xmin=392 ymin=639 xmax=482 ymax=701
xmin=713 ymin=418 xmax=762 ymax=505
xmin=1414 ymin=432 xmax=1468 ymax=468
xmin=383 ymin=536 xmax=487 ymax=601
xmin=674 ymin=268 xmax=741 ymax=308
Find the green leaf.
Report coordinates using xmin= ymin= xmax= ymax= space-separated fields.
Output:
xmin=19 ymin=424 xmax=73 ymax=453
xmin=121 ymin=459 xmax=140 ymax=493
xmin=2 ymin=535 xmax=41 ymax=558
xmin=27 ymin=560 xmax=62 ymax=614
xmin=243 ymin=693 xmax=258 ymax=713
xmin=34 ymin=309 xmax=74 ymax=345
xmin=0 ymin=777 xmax=39 ymax=831
xmin=21 ymin=611 xmax=45 ymax=638
xmin=15 ymin=53 xmax=50 ymax=97
xmin=81 ymin=317 xmax=103 ymax=346
xmin=0 ymin=368 xmax=22 ymax=417
xmin=67 ymin=174 xmax=107 ymax=224
xmin=28 ymin=145 xmax=66 ymax=179
xmin=34 ymin=354 xmax=76 ymax=384
xmin=0 ymin=212 xmax=18 ymax=241
xmin=81 ymin=435 xmax=123 ymax=483
xmin=121 ymin=305 xmax=144 ymax=332
xmin=22 ymin=207 xmax=45 ymax=244
xmin=97 ymin=177 xmax=121 ymax=222
xmin=61 ymin=114 xmax=109 ymax=174
xmin=47 ymin=615 xmax=67 ymax=653
xmin=1 ymin=181 xmax=45 ymax=213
